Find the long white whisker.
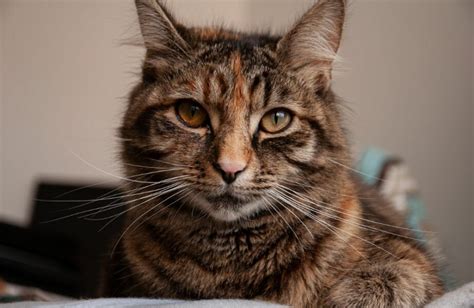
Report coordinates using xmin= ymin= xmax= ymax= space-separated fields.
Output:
xmin=122 ymin=162 xmax=188 ymax=171
xmin=280 ymin=177 xmax=376 ymax=201
xmin=98 ymin=187 xmax=192 ymax=232
xmin=43 ymin=178 xmax=192 ymax=223
xmin=44 ymin=184 xmax=177 ymax=223
xmin=70 ymin=151 xmax=169 ymax=184
xmin=273 ymin=186 xmax=398 ymax=259
xmin=38 ymin=175 xmax=191 ymax=204
xmin=93 ymin=181 xmax=192 ymax=220
xmin=111 ymin=184 xmax=192 ymax=256
xmin=270 ymin=189 xmax=369 ymax=261
xmin=266 ymin=193 xmax=313 ymax=239
xmin=130 ymin=187 xmax=194 ymax=234
xmin=52 ymin=179 xmax=122 ymax=199
xmin=147 ymin=158 xmax=193 ymax=168
xmin=83 ymin=180 xmax=187 ymax=218
xmin=327 ymin=157 xmax=385 ymax=183
xmin=261 ymin=195 xmax=302 ymax=245
xmin=287 ymin=192 xmax=424 ymax=243
xmin=92 ymin=182 xmax=192 ymax=234
xmin=276 ymin=183 xmax=434 ymax=235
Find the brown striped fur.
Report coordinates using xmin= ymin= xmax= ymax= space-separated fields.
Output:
xmin=102 ymin=0 xmax=444 ymax=306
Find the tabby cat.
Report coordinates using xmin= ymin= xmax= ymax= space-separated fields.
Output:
xmin=102 ymin=0 xmax=444 ymax=306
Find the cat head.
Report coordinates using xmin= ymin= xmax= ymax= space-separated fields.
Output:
xmin=121 ymin=0 xmax=349 ymax=222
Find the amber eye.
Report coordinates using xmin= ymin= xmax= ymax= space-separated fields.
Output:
xmin=260 ymin=109 xmax=292 ymax=133
xmin=175 ymin=99 xmax=208 ymax=128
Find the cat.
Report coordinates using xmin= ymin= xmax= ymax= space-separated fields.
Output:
xmin=102 ymin=0 xmax=444 ymax=306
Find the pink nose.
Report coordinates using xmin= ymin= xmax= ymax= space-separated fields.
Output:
xmin=218 ymin=159 xmax=246 ymax=175
xmin=215 ymin=159 xmax=247 ymax=184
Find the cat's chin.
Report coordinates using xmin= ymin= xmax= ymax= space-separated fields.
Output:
xmin=191 ymin=194 xmax=266 ymax=222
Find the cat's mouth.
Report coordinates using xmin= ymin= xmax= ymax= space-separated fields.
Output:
xmin=205 ymin=192 xmax=247 ymax=207
xmin=192 ymin=189 xmax=266 ymax=222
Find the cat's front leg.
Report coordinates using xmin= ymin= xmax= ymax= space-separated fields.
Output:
xmin=323 ymin=260 xmax=443 ymax=308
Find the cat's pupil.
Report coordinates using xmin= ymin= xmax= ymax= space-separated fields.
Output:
xmin=273 ymin=111 xmax=285 ymax=125
xmin=190 ymin=105 xmax=199 ymax=118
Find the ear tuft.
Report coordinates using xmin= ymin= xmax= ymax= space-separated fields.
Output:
xmin=135 ymin=0 xmax=190 ymax=71
xmin=278 ymin=0 xmax=345 ymax=94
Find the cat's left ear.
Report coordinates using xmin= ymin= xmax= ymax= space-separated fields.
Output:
xmin=277 ymin=0 xmax=345 ymax=95
xmin=135 ymin=0 xmax=190 ymax=70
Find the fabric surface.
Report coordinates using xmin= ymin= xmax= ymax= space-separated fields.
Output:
xmin=2 ymin=285 xmax=474 ymax=308
xmin=426 ymin=282 xmax=474 ymax=308
xmin=0 ymin=298 xmax=286 ymax=308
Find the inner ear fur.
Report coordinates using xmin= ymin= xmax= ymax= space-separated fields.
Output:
xmin=277 ymin=0 xmax=345 ymax=95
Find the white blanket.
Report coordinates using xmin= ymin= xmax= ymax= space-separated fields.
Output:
xmin=1 ymin=299 xmax=285 ymax=308
xmin=426 ymin=282 xmax=474 ymax=308
xmin=3 ymin=282 xmax=473 ymax=308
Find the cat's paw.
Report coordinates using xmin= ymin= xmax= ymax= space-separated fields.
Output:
xmin=323 ymin=261 xmax=434 ymax=308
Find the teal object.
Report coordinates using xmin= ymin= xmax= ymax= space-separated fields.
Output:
xmin=357 ymin=147 xmax=425 ymax=233
xmin=406 ymin=195 xmax=426 ymax=242
xmin=356 ymin=147 xmax=387 ymax=186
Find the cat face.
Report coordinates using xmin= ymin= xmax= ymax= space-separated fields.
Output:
xmin=121 ymin=0 xmax=348 ymax=221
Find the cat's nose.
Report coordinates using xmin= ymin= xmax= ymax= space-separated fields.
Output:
xmin=214 ymin=159 xmax=247 ymax=184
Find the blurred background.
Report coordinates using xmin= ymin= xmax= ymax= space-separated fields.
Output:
xmin=0 ymin=0 xmax=472 ymax=296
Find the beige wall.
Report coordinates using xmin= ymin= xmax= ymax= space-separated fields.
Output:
xmin=0 ymin=1 xmax=4 ymax=219
xmin=0 ymin=0 xmax=472 ymax=285
xmin=335 ymin=0 xmax=473 ymax=287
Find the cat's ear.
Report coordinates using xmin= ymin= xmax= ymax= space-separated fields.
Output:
xmin=135 ymin=0 xmax=190 ymax=69
xmin=277 ymin=0 xmax=345 ymax=95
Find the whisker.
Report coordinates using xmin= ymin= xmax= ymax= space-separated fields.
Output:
xmin=99 ymin=182 xmax=190 ymax=221
xmin=70 ymin=151 xmax=170 ymax=184
xmin=43 ymin=188 xmax=166 ymax=223
xmin=51 ymin=179 xmax=180 ymax=216
xmin=111 ymin=184 xmax=192 ymax=256
xmin=48 ymin=173 xmax=171 ymax=210
xmin=266 ymin=191 xmax=366 ymax=271
xmin=273 ymin=186 xmax=399 ymax=259
xmin=261 ymin=195 xmax=302 ymax=245
xmin=327 ymin=157 xmax=385 ymax=183
xmin=122 ymin=162 xmax=187 ymax=172
xmin=99 ymin=186 xmax=191 ymax=232
xmin=147 ymin=158 xmax=193 ymax=168
xmin=96 ymin=186 xmax=192 ymax=232
xmin=276 ymin=183 xmax=434 ymax=235
xmin=43 ymin=178 xmax=192 ymax=223
xmin=52 ymin=179 xmax=122 ymax=199
xmin=270 ymin=189 xmax=372 ymax=261
xmin=37 ymin=175 xmax=191 ymax=204
xmin=280 ymin=177 xmax=376 ymax=201
xmin=275 ymin=185 xmax=419 ymax=242
xmin=130 ymin=187 xmax=194 ymax=234
xmin=266 ymin=193 xmax=313 ymax=239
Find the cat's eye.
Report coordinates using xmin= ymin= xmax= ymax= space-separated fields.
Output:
xmin=260 ymin=109 xmax=292 ymax=133
xmin=175 ymin=99 xmax=208 ymax=128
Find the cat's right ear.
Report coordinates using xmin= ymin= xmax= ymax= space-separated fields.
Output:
xmin=135 ymin=0 xmax=190 ymax=72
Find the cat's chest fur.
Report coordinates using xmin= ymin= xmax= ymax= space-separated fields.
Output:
xmin=128 ymin=216 xmax=311 ymax=296
xmin=106 ymin=203 xmax=358 ymax=306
